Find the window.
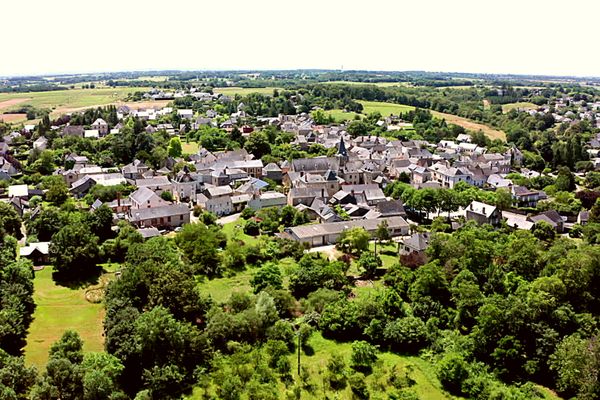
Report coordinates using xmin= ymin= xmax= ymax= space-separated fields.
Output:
xmin=180 ymin=215 xmax=184 ymax=220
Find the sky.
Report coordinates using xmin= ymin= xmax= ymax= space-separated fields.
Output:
xmin=3 ymin=0 xmax=600 ymax=77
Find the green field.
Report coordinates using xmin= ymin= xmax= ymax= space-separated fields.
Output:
xmin=326 ymin=108 xmax=359 ymax=122
xmin=214 ymin=87 xmax=281 ymax=96
xmin=320 ymin=81 xmax=409 ymax=87
xmin=359 ymin=100 xmax=415 ymax=116
xmin=501 ymin=102 xmax=539 ymax=113
xmin=24 ymin=266 xmax=106 ymax=367
xmin=0 ymin=87 xmax=146 ymax=114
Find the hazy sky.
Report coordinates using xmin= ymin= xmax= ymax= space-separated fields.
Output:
xmin=3 ymin=0 xmax=599 ymax=77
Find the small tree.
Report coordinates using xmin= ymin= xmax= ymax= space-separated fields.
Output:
xmin=350 ymin=341 xmax=378 ymax=373
xmin=160 ymin=191 xmax=174 ymax=202
xmin=251 ymin=263 xmax=283 ymax=294
xmin=337 ymin=227 xmax=370 ymax=256
xmin=50 ymin=224 xmax=100 ymax=280
xmin=167 ymin=137 xmax=183 ymax=157
xmin=325 ymin=354 xmax=347 ymax=390
xmin=357 ymin=251 xmax=382 ymax=279
xmin=375 ymin=220 xmax=391 ymax=254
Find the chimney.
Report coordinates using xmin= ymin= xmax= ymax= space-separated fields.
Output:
xmin=321 ymin=188 xmax=325 ymax=200
xmin=117 ymin=192 xmax=121 ymax=208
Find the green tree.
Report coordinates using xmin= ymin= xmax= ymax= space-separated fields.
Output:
xmin=244 ymin=132 xmax=271 ymax=159
xmin=350 ymin=341 xmax=378 ymax=373
xmin=0 ymin=202 xmax=23 ymax=239
xmin=495 ymin=188 xmax=513 ymax=211
xmin=550 ymin=334 xmax=600 ymax=400
xmin=251 ymin=263 xmax=283 ymax=294
xmin=49 ymin=224 xmax=100 ymax=279
xmin=375 ymin=220 xmax=391 ymax=254
xmin=357 ymin=251 xmax=382 ymax=279
xmin=337 ymin=227 xmax=370 ymax=255
xmin=167 ymin=137 xmax=183 ymax=157
xmin=43 ymin=176 xmax=69 ymax=205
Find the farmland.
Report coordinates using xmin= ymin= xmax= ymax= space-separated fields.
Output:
xmin=24 ymin=266 xmax=108 ymax=368
xmin=358 ymin=100 xmax=415 ymax=116
xmin=0 ymin=87 xmax=147 ymax=117
xmin=214 ymin=87 xmax=281 ymax=96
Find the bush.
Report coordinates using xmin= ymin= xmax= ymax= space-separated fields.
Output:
xmin=436 ymin=352 xmax=470 ymax=395
xmin=251 ymin=263 xmax=283 ymax=294
xmin=244 ymin=220 xmax=260 ymax=236
xmin=325 ymin=354 xmax=347 ymax=391
xmin=160 ymin=191 xmax=174 ymax=202
xmin=348 ymin=372 xmax=369 ymax=399
xmin=383 ymin=317 xmax=428 ymax=353
xmin=350 ymin=340 xmax=378 ymax=373
xmin=241 ymin=207 xmax=256 ymax=219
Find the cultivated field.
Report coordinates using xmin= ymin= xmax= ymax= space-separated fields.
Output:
xmin=430 ymin=110 xmax=506 ymax=141
xmin=24 ymin=267 xmax=107 ymax=367
xmin=214 ymin=87 xmax=281 ymax=96
xmin=0 ymin=113 xmax=27 ymax=123
xmin=0 ymin=87 xmax=147 ymax=117
xmin=320 ymin=81 xmax=409 ymax=87
xmin=358 ymin=100 xmax=415 ymax=116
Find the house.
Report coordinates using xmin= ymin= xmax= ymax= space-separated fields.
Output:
xmin=263 ymin=163 xmax=283 ymax=182
xmin=247 ymin=191 xmax=287 ymax=210
xmin=465 ymin=201 xmax=501 ymax=226
xmin=511 ymin=186 xmax=540 ymax=208
xmin=91 ymin=118 xmax=109 ymax=135
xmin=8 ymin=184 xmax=29 ymax=198
xmin=529 ymin=210 xmax=564 ymax=233
xmin=502 ymin=211 xmax=534 ymax=231
xmin=137 ymin=227 xmax=161 ymax=239
xmin=130 ymin=187 xmax=167 ymax=209
xmin=203 ymin=186 xmax=233 ymax=216
xmin=63 ymin=125 xmax=84 ymax=137
xmin=19 ymin=242 xmax=50 ymax=265
xmin=285 ymin=216 xmax=409 ymax=247
xmin=33 ymin=136 xmax=48 ymax=151
xmin=70 ymin=176 xmax=96 ymax=198
xmin=288 ymin=187 xmax=326 ymax=206
xmin=398 ymin=232 xmax=430 ymax=255
xmin=177 ymin=109 xmax=194 ymax=120
xmin=129 ymin=204 xmax=190 ymax=229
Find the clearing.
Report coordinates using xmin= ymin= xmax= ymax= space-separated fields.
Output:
xmin=326 ymin=109 xmax=358 ymax=122
xmin=358 ymin=100 xmax=415 ymax=116
xmin=24 ymin=266 xmax=109 ymax=368
xmin=181 ymin=141 xmax=200 ymax=154
xmin=502 ymin=102 xmax=539 ymax=113
xmin=214 ymin=87 xmax=281 ymax=97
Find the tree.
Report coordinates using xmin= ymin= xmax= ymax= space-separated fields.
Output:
xmin=160 ymin=191 xmax=174 ymax=202
xmin=0 ymin=202 xmax=22 ymax=239
xmin=532 ymin=220 xmax=555 ymax=242
xmin=43 ymin=176 xmax=69 ymax=206
xmin=357 ymin=251 xmax=382 ymax=279
xmin=251 ymin=263 xmax=283 ymax=294
xmin=549 ymin=334 xmax=600 ymax=399
xmin=0 ymin=349 xmax=37 ymax=399
xmin=49 ymin=224 xmax=100 ymax=279
xmin=244 ymin=132 xmax=271 ymax=159
xmin=350 ymin=341 xmax=378 ymax=373
xmin=88 ymin=204 xmax=114 ymax=242
xmin=555 ymin=166 xmax=576 ymax=192
xmin=325 ymin=354 xmax=347 ymax=390
xmin=383 ymin=316 xmax=428 ymax=353
xmin=337 ymin=227 xmax=370 ymax=255
xmin=374 ymin=220 xmax=391 ymax=255
xmin=437 ymin=352 xmax=470 ymax=396
xmin=495 ymin=188 xmax=513 ymax=211
xmin=174 ymin=222 xmax=226 ymax=277
xmin=167 ymin=137 xmax=182 ymax=157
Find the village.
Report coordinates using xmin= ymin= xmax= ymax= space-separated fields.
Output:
xmin=3 ymin=86 xmax=596 ymax=267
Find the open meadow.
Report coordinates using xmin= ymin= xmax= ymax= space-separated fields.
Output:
xmin=502 ymin=102 xmax=539 ymax=113
xmin=24 ymin=266 xmax=113 ymax=368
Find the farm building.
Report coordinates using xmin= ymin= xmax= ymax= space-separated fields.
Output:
xmin=284 ymin=216 xmax=409 ymax=247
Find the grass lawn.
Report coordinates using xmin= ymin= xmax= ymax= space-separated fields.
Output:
xmin=181 ymin=141 xmax=200 ymax=154
xmin=0 ymin=87 xmax=146 ymax=116
xmin=501 ymin=102 xmax=539 ymax=113
xmin=197 ymin=269 xmax=256 ymax=304
xmin=326 ymin=108 xmax=358 ymax=122
xmin=24 ymin=266 xmax=106 ymax=368
xmin=213 ymin=87 xmax=281 ymax=97
xmin=220 ymin=219 xmax=261 ymax=246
